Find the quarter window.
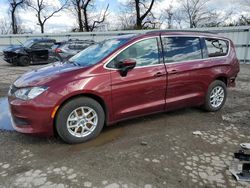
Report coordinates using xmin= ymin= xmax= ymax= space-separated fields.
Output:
xmin=204 ymin=38 xmax=229 ymax=58
xmin=163 ymin=37 xmax=202 ymax=63
xmin=109 ymin=38 xmax=160 ymax=68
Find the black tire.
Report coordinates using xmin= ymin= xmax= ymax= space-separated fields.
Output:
xmin=55 ymin=97 xmax=105 ymax=144
xmin=204 ymin=80 xmax=227 ymax=112
xmin=18 ymin=56 xmax=30 ymax=66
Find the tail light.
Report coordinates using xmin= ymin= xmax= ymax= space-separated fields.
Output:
xmin=55 ymin=48 xmax=62 ymax=53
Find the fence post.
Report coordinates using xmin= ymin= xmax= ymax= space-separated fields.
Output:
xmin=9 ymin=36 xmax=11 ymax=46
xmin=244 ymin=28 xmax=250 ymax=64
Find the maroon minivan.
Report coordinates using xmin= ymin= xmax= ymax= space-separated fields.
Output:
xmin=8 ymin=31 xmax=240 ymax=144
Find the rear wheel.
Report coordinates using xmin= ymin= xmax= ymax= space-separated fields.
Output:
xmin=55 ymin=97 xmax=105 ymax=144
xmin=18 ymin=56 xmax=30 ymax=66
xmin=204 ymin=80 xmax=227 ymax=112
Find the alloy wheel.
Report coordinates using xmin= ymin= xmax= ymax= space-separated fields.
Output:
xmin=209 ymin=86 xmax=225 ymax=108
xmin=66 ymin=106 xmax=98 ymax=138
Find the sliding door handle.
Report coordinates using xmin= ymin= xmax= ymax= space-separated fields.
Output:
xmin=169 ymin=69 xmax=178 ymax=74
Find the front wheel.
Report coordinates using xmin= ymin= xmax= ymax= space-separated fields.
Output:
xmin=55 ymin=97 xmax=105 ymax=144
xmin=18 ymin=56 xmax=30 ymax=66
xmin=204 ymin=80 xmax=227 ymax=112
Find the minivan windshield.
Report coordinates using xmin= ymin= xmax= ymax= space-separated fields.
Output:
xmin=69 ymin=38 xmax=128 ymax=66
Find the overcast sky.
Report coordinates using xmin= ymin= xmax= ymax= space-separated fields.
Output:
xmin=0 ymin=0 xmax=247 ymax=33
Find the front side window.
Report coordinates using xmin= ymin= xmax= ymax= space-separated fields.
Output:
xmin=163 ymin=37 xmax=202 ymax=63
xmin=44 ymin=42 xmax=55 ymax=49
xmin=107 ymin=38 xmax=160 ymax=68
xmin=204 ymin=38 xmax=229 ymax=58
xmin=31 ymin=42 xmax=54 ymax=49
xmin=31 ymin=42 xmax=44 ymax=49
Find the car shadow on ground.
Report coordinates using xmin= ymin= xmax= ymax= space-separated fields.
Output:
xmin=1 ymin=107 xmax=205 ymax=147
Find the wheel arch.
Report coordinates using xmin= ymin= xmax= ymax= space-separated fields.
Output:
xmin=215 ymin=75 xmax=228 ymax=86
xmin=53 ymin=93 xmax=109 ymax=136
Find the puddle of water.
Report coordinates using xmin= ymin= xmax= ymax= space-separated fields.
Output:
xmin=68 ymin=126 xmax=124 ymax=151
xmin=0 ymin=97 xmax=14 ymax=131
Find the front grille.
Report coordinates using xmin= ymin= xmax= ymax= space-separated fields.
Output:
xmin=4 ymin=51 xmax=13 ymax=58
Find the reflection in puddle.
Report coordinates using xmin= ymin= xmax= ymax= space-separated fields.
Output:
xmin=0 ymin=97 xmax=14 ymax=131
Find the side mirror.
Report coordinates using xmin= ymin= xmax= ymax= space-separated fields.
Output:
xmin=117 ymin=59 xmax=136 ymax=77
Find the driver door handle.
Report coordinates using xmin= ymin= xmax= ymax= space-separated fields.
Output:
xmin=154 ymin=72 xmax=165 ymax=77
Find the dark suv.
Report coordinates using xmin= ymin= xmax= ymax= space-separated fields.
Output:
xmin=8 ymin=31 xmax=239 ymax=144
xmin=3 ymin=38 xmax=58 ymax=66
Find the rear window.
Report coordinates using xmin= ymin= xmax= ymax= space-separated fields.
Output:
xmin=204 ymin=38 xmax=229 ymax=58
xmin=163 ymin=37 xmax=202 ymax=63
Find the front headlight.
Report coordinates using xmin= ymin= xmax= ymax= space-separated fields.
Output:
xmin=14 ymin=49 xmax=21 ymax=53
xmin=14 ymin=87 xmax=47 ymax=100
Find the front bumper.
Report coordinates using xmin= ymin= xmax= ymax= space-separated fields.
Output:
xmin=3 ymin=57 xmax=14 ymax=64
xmin=8 ymin=93 xmax=58 ymax=136
xmin=3 ymin=52 xmax=18 ymax=64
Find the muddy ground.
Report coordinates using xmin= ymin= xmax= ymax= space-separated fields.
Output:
xmin=0 ymin=58 xmax=249 ymax=188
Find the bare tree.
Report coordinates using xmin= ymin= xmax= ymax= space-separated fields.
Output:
xmin=0 ymin=19 xmax=11 ymax=34
xmin=240 ymin=15 xmax=250 ymax=25
xmin=27 ymin=0 xmax=68 ymax=33
xmin=71 ymin=0 xmax=84 ymax=32
xmin=236 ymin=0 xmax=250 ymax=25
xmin=164 ymin=5 xmax=174 ymax=29
xmin=70 ymin=0 xmax=109 ymax=32
xmin=8 ymin=0 xmax=26 ymax=34
xmin=135 ymin=0 xmax=155 ymax=29
xmin=179 ymin=0 xmax=214 ymax=28
xmin=118 ymin=11 xmax=136 ymax=30
xmin=230 ymin=15 xmax=250 ymax=26
xmin=172 ymin=10 xmax=185 ymax=29
xmin=204 ymin=11 xmax=234 ymax=27
xmin=119 ymin=0 xmax=158 ymax=29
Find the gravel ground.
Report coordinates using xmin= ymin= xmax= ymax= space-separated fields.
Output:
xmin=0 ymin=58 xmax=250 ymax=188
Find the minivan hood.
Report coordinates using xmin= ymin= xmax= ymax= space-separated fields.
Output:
xmin=14 ymin=62 xmax=82 ymax=88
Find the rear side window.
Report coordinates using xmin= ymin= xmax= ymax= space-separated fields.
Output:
xmin=163 ymin=37 xmax=202 ymax=63
xmin=68 ymin=44 xmax=76 ymax=50
xmin=204 ymin=38 xmax=229 ymax=58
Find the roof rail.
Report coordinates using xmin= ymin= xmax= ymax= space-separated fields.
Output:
xmin=146 ymin=29 xmax=218 ymax=34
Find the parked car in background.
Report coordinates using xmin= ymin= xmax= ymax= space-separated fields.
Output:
xmin=53 ymin=39 xmax=95 ymax=61
xmin=8 ymin=31 xmax=239 ymax=144
xmin=3 ymin=38 xmax=59 ymax=66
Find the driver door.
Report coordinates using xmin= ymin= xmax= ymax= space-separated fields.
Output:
xmin=109 ymin=37 xmax=167 ymax=121
xmin=29 ymin=42 xmax=49 ymax=62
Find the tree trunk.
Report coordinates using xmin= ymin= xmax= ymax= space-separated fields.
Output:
xmin=135 ymin=0 xmax=142 ymax=29
xmin=38 ymin=14 xmax=44 ymax=33
xmin=77 ymin=2 xmax=83 ymax=32
xmin=11 ymin=8 xmax=17 ymax=34
xmin=41 ymin=24 xmax=44 ymax=33
xmin=136 ymin=19 xmax=142 ymax=29
xmin=83 ymin=7 xmax=89 ymax=32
